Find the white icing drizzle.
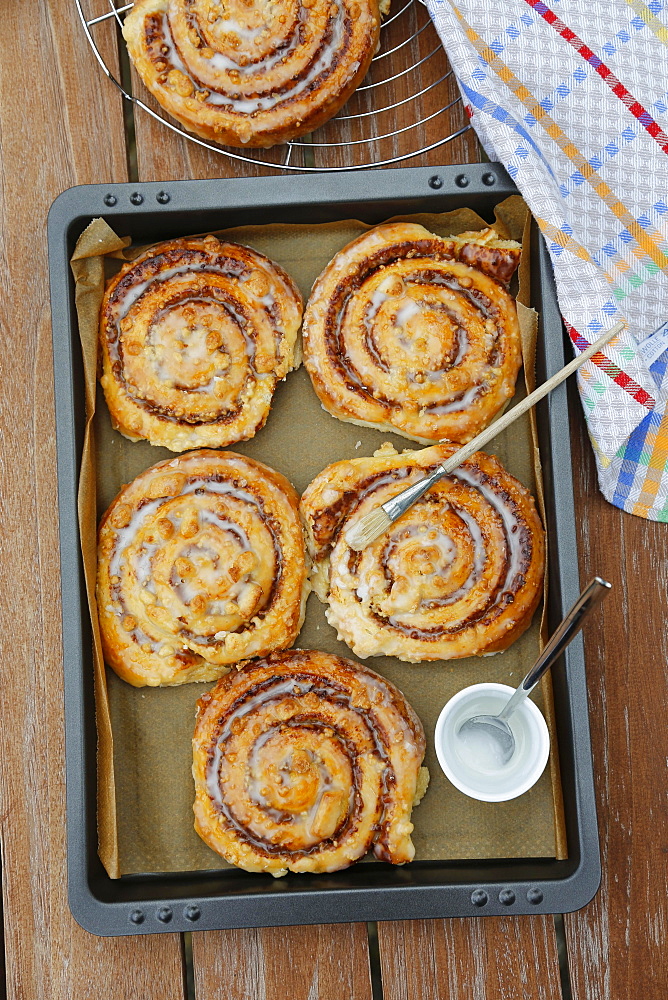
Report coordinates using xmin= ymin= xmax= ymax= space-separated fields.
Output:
xmin=147 ymin=297 xmax=260 ymax=379
xmin=206 ymin=679 xmax=309 ymax=808
xmin=358 ymin=470 xmax=410 ymax=504
xmin=426 ymin=506 xmax=487 ymax=607
xmin=133 ymin=542 xmax=160 ymax=589
xmin=453 ymin=466 xmax=527 ymax=588
xmin=173 ymin=511 xmax=252 ymax=609
xmin=159 ymin=4 xmax=348 ymax=116
xmin=245 ymin=729 xmax=350 ymax=847
xmin=204 ymin=671 xmax=413 ymax=848
xmin=182 ymin=477 xmax=258 ymax=503
xmin=362 ymin=291 xmax=390 ymax=343
xmin=454 ymin=507 xmax=487 ymax=579
xmin=108 ymin=254 xmax=284 ymax=405
xmin=108 ymin=476 xmax=267 ymax=648
xmin=159 ymin=11 xmax=189 ymax=73
xmin=452 ymin=327 xmax=468 ymax=367
xmin=214 ymin=17 xmax=265 ymax=42
xmin=386 ymin=526 xmax=457 ymax=581
xmin=198 ymin=509 xmax=251 ymax=544
xmin=141 ymin=300 xmax=235 ymax=391
xmin=348 ymin=463 xmax=528 ymax=625
xmin=369 ymin=290 xmax=388 ymax=314
xmin=394 ymin=300 xmax=420 ymax=328
xmin=109 ymin=497 xmax=164 ymax=580
xmin=427 ymin=384 xmax=481 ymax=414
xmin=111 ymin=261 xmax=248 ymax=321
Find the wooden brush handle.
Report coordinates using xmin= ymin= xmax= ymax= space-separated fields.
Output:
xmin=440 ymin=321 xmax=624 ymax=475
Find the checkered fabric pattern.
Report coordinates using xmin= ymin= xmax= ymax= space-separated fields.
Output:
xmin=426 ymin=0 xmax=668 ymax=519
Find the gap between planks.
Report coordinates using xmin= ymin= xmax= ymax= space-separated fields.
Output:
xmin=191 ymin=923 xmax=374 ymax=1000
xmin=377 ymin=917 xmax=564 ymax=1000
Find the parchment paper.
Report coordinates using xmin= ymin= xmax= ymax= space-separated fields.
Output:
xmin=71 ymin=199 xmax=567 ymax=878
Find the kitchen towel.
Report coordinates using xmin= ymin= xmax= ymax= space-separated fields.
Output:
xmin=426 ymin=0 xmax=668 ymax=519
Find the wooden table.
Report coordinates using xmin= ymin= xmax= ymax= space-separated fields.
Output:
xmin=2 ymin=1 xmax=666 ymax=996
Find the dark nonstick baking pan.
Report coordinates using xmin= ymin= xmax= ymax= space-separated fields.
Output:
xmin=47 ymin=163 xmax=600 ymax=936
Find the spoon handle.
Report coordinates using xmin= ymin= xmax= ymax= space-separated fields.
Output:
xmin=497 ymin=576 xmax=612 ymax=723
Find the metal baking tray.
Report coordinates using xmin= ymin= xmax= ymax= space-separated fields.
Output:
xmin=48 ymin=163 xmax=600 ymax=936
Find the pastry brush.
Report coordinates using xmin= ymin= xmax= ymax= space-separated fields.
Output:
xmin=345 ymin=321 xmax=624 ymax=551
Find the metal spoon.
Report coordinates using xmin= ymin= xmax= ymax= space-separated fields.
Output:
xmin=457 ymin=577 xmax=612 ymax=766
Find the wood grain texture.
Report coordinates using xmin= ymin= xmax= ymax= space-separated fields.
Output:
xmin=192 ymin=924 xmax=373 ymax=1000
xmin=378 ymin=917 xmax=562 ymax=1000
xmin=563 ymin=389 xmax=668 ymax=1000
xmin=312 ymin=0 xmax=478 ymax=171
xmin=18 ymin=2 xmax=668 ymax=997
xmin=0 ymin=0 xmax=185 ymax=996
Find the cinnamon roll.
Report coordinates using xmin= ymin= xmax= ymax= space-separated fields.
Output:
xmin=301 ymin=443 xmax=544 ymax=662
xmin=97 ymin=450 xmax=309 ymax=686
xmin=99 ymin=236 xmax=302 ymax=452
xmin=122 ymin=0 xmax=381 ymax=148
xmin=303 ymin=224 xmax=522 ymax=444
xmin=193 ymin=649 xmax=428 ymax=875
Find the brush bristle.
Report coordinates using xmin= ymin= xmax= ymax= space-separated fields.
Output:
xmin=344 ymin=507 xmax=392 ymax=551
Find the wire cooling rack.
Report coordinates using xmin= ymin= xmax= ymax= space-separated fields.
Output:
xmin=76 ymin=0 xmax=471 ymax=172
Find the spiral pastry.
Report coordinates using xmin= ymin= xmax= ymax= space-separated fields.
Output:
xmin=303 ymin=223 xmax=523 ymax=444
xmin=301 ymin=443 xmax=544 ymax=662
xmin=100 ymin=236 xmax=302 ymax=452
xmin=193 ymin=649 xmax=428 ymax=875
xmin=97 ymin=450 xmax=309 ymax=686
xmin=122 ymin=0 xmax=382 ymax=148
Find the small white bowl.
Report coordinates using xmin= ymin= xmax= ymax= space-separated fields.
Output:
xmin=434 ymin=682 xmax=550 ymax=802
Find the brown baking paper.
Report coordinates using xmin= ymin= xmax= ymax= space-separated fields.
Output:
xmin=71 ymin=200 xmax=567 ymax=878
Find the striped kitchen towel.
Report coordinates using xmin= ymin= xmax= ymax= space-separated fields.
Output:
xmin=426 ymin=0 xmax=668 ymax=519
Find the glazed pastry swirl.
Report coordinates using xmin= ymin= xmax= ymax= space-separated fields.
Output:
xmin=97 ymin=450 xmax=309 ymax=686
xmin=303 ymin=223 xmax=523 ymax=444
xmin=99 ymin=236 xmax=302 ymax=452
xmin=123 ymin=0 xmax=381 ymax=148
xmin=193 ymin=649 xmax=428 ymax=875
xmin=301 ymin=443 xmax=544 ymax=662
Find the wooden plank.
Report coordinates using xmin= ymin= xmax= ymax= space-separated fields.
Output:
xmin=0 ymin=1 xmax=185 ymax=996
xmin=315 ymin=0 xmax=478 ymax=170
xmin=563 ymin=394 xmax=668 ymax=999
xmin=192 ymin=924 xmax=373 ymax=1000
xmin=378 ymin=917 xmax=562 ymax=1000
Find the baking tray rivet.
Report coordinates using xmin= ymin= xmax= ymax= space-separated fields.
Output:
xmin=470 ymin=889 xmax=488 ymax=907
xmin=428 ymin=175 xmax=443 ymax=190
xmin=455 ymin=174 xmax=470 ymax=188
xmin=527 ymin=887 xmax=544 ymax=904
xmin=103 ymin=194 xmax=117 ymax=207
xmin=157 ymin=191 xmax=171 ymax=204
xmin=482 ymin=172 xmax=496 ymax=186
xmin=499 ymin=889 xmax=516 ymax=906
xmin=157 ymin=907 xmax=173 ymax=923
xmin=184 ymin=905 xmax=201 ymax=921
xmin=130 ymin=192 xmax=144 ymax=206
xmin=129 ymin=909 xmax=145 ymax=925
